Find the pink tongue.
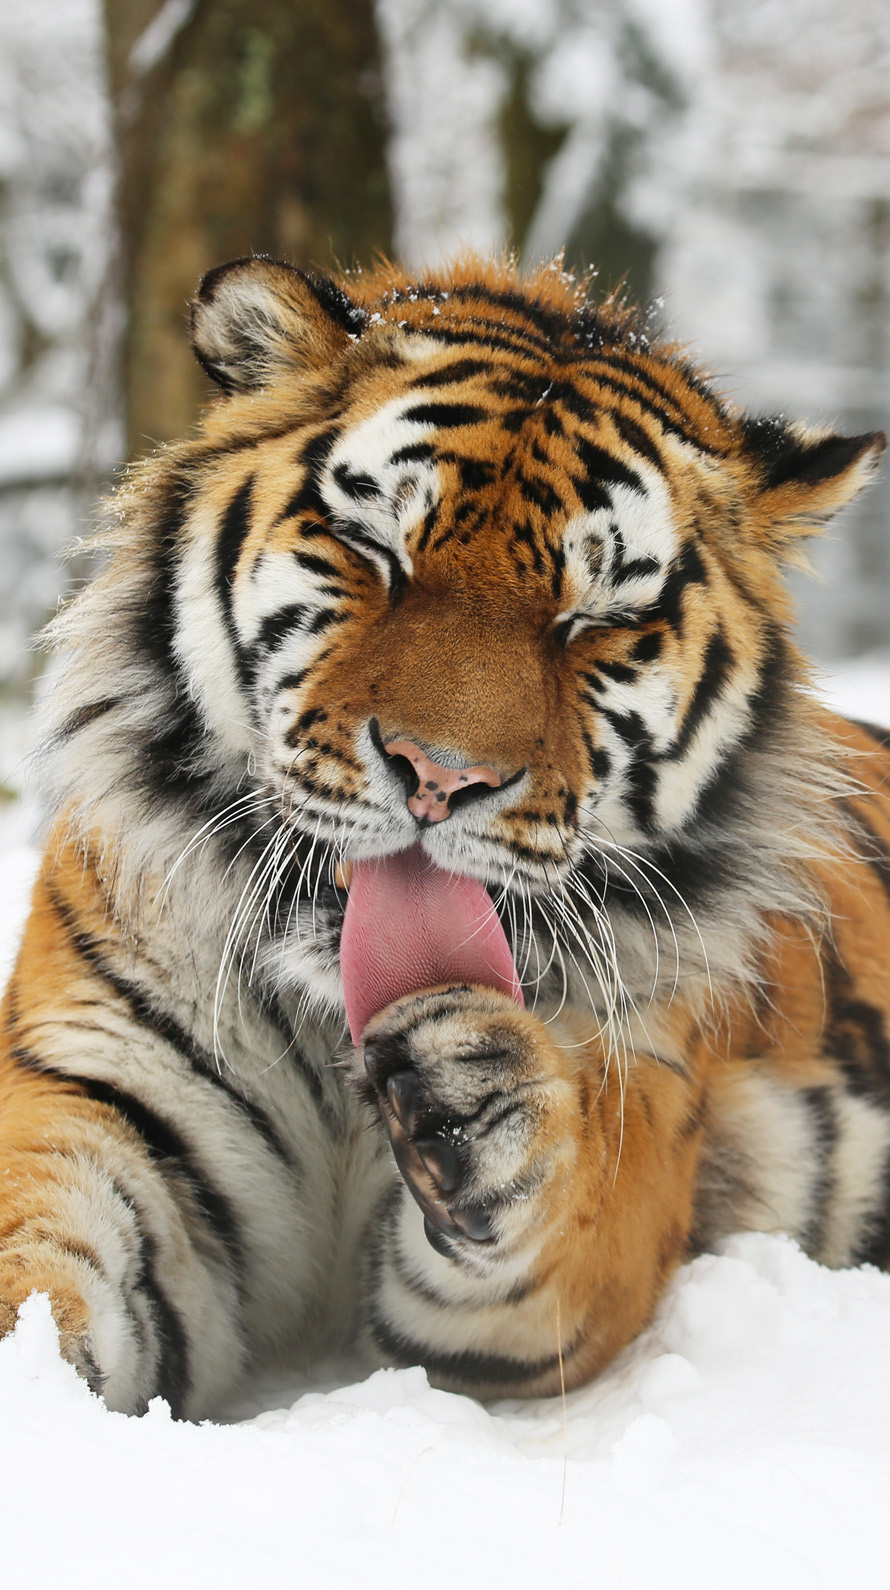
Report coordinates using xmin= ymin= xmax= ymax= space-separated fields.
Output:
xmin=340 ymin=844 xmax=523 ymax=1044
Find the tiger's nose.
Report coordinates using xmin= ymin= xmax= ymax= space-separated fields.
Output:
xmin=383 ymin=737 xmax=503 ymax=823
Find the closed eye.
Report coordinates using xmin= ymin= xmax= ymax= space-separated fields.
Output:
xmin=331 ymin=518 xmax=407 ymax=601
xmin=331 ymin=462 xmax=385 ymax=503
xmin=553 ymin=608 xmax=641 ymax=645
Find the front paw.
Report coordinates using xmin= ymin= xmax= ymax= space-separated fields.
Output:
xmin=0 ymin=1255 xmax=106 ymax=1396
xmin=360 ymin=985 xmax=576 ymax=1259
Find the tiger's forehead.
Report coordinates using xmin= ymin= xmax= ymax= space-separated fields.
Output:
xmin=246 ymin=343 xmax=699 ymax=571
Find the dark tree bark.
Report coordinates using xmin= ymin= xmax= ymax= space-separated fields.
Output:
xmin=104 ymin=0 xmax=394 ymax=455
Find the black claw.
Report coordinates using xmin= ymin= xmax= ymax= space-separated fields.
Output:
xmin=363 ymin=1040 xmax=389 ymax=1088
xmin=416 ymin=1136 xmax=462 ymax=1193
xmin=386 ymin=1070 xmax=422 ymax=1133
xmin=453 ymin=1204 xmax=495 ymax=1243
xmin=423 ymin=1216 xmax=456 ymax=1258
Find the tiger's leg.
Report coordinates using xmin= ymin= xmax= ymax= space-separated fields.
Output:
xmin=353 ymin=985 xmax=705 ymax=1397
xmin=0 ymin=850 xmax=335 ymax=1418
xmin=0 ymin=1054 xmax=246 ymax=1416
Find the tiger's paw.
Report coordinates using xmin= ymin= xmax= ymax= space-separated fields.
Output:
xmin=0 ymin=1256 xmax=108 ymax=1395
xmin=360 ymin=985 xmax=578 ymax=1259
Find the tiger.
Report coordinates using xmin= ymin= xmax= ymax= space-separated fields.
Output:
xmin=1 ymin=253 xmax=888 ymax=1420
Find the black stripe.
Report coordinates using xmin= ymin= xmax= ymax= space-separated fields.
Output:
xmin=127 ymin=474 xmax=215 ymax=805
xmin=823 ymin=955 xmax=890 ymax=1099
xmin=600 ymin=705 xmax=650 ymax=748
xmin=187 ymin=419 xmax=326 ymax=466
xmin=647 ymin=539 xmax=708 ymax=631
xmin=452 ymin=497 xmax=484 ymax=528
xmin=664 ymin=630 xmax=733 ymax=761
xmin=131 ymin=474 xmax=191 ymax=679
xmin=572 ymin=368 xmax=721 ymax=452
xmin=280 ymin=482 xmax=328 ymax=522
xmin=408 ymin=358 xmax=491 ymax=388
xmin=415 ymin=501 xmax=441 ymax=556
xmin=214 ymin=475 xmax=254 ymax=686
xmin=292 ymin=551 xmax=342 ymax=580
xmin=799 ymin=1085 xmax=838 ymax=1257
xmin=389 ymin=440 xmax=437 ymax=467
xmin=600 ymin=706 xmax=658 ymax=833
xmin=403 ymin=401 xmax=487 ymax=430
xmin=613 ymin=555 xmax=660 ymax=586
xmin=307 ymin=608 xmax=348 ymax=637
xmin=445 ymin=284 xmax=567 ymax=353
xmin=60 ymin=1069 xmax=246 ymax=1271
xmin=632 ymin=628 xmax=663 ymax=664
xmin=491 ymin=370 xmax=551 ymax=405
xmin=3 ymin=972 xmax=19 ymax=1030
xmin=121 ymin=1190 xmax=192 ymax=1418
xmin=370 ymin=1314 xmax=568 ymax=1388
xmin=515 ymin=469 xmax=562 ymax=517
xmin=10 ymin=1041 xmax=81 ymax=1078
xmin=46 ymin=883 xmax=295 ymax=1166
xmin=259 ymin=989 xmax=341 ymax=1129
xmin=251 ymin=602 xmax=310 ymax=659
xmin=509 ymin=519 xmax=545 ymax=576
xmin=593 ymin=351 xmax=725 ymax=442
xmin=582 ymin=728 xmax=611 ymax=782
xmin=54 ymin=697 xmax=123 ymax=743
xmin=851 ymin=1145 xmax=890 ymax=1270
xmin=548 ymin=539 xmax=566 ymax=600
xmin=302 ymin=269 xmax=368 ymax=336
xmin=572 ymin=435 xmax=644 ymax=497
xmin=584 ymin=661 xmax=634 ymax=687
xmin=611 ymin=410 xmax=664 ymax=471
xmin=411 ymin=321 xmax=552 ymax=359
xmin=378 ymin=1190 xmax=479 ymax=1308
xmin=279 ymin=427 xmax=341 ymax=522
xmin=545 ymin=379 xmax=598 ymax=424
xmin=277 ymin=670 xmax=308 ymax=694
xmin=694 ymin=624 xmax=791 ymax=830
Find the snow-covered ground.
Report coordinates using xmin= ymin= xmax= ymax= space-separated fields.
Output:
xmin=1 ymin=656 xmax=889 ymax=1589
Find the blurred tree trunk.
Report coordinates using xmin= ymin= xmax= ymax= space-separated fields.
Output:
xmin=103 ymin=0 xmax=394 ymax=457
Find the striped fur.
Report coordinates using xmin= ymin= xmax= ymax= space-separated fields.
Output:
xmin=1 ymin=255 xmax=889 ymax=1414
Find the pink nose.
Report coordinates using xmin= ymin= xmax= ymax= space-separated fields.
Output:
xmin=384 ymin=738 xmax=502 ymax=823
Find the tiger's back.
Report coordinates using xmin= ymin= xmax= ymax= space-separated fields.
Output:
xmin=1 ymin=254 xmax=888 ymax=1414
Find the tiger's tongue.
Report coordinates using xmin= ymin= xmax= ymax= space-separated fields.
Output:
xmin=340 ymin=844 xmax=523 ymax=1044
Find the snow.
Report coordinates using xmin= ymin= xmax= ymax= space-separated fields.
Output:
xmin=4 ymin=1239 xmax=890 ymax=1586
xmin=0 ymin=3 xmax=887 ymax=1567
xmin=0 ymin=402 xmax=79 ymax=486
xmin=1 ymin=660 xmax=889 ymax=1587
xmin=817 ymin=650 xmax=890 ymax=727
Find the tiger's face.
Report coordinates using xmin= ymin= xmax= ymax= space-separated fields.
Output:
xmin=253 ymin=361 xmax=700 ymax=886
xmin=180 ymin=258 xmax=879 ymax=914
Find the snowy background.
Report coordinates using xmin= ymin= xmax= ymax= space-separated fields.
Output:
xmin=2 ymin=1 xmax=890 ymax=1583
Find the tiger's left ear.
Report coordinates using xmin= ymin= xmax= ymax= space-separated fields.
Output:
xmin=189 ymin=256 xmax=367 ymax=393
xmin=741 ymin=416 xmax=886 ymax=550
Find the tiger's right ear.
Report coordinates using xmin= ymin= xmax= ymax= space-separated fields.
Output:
xmin=189 ymin=256 xmax=367 ymax=393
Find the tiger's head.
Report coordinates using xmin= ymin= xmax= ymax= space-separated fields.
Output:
xmin=46 ymin=256 xmax=885 ymax=1027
